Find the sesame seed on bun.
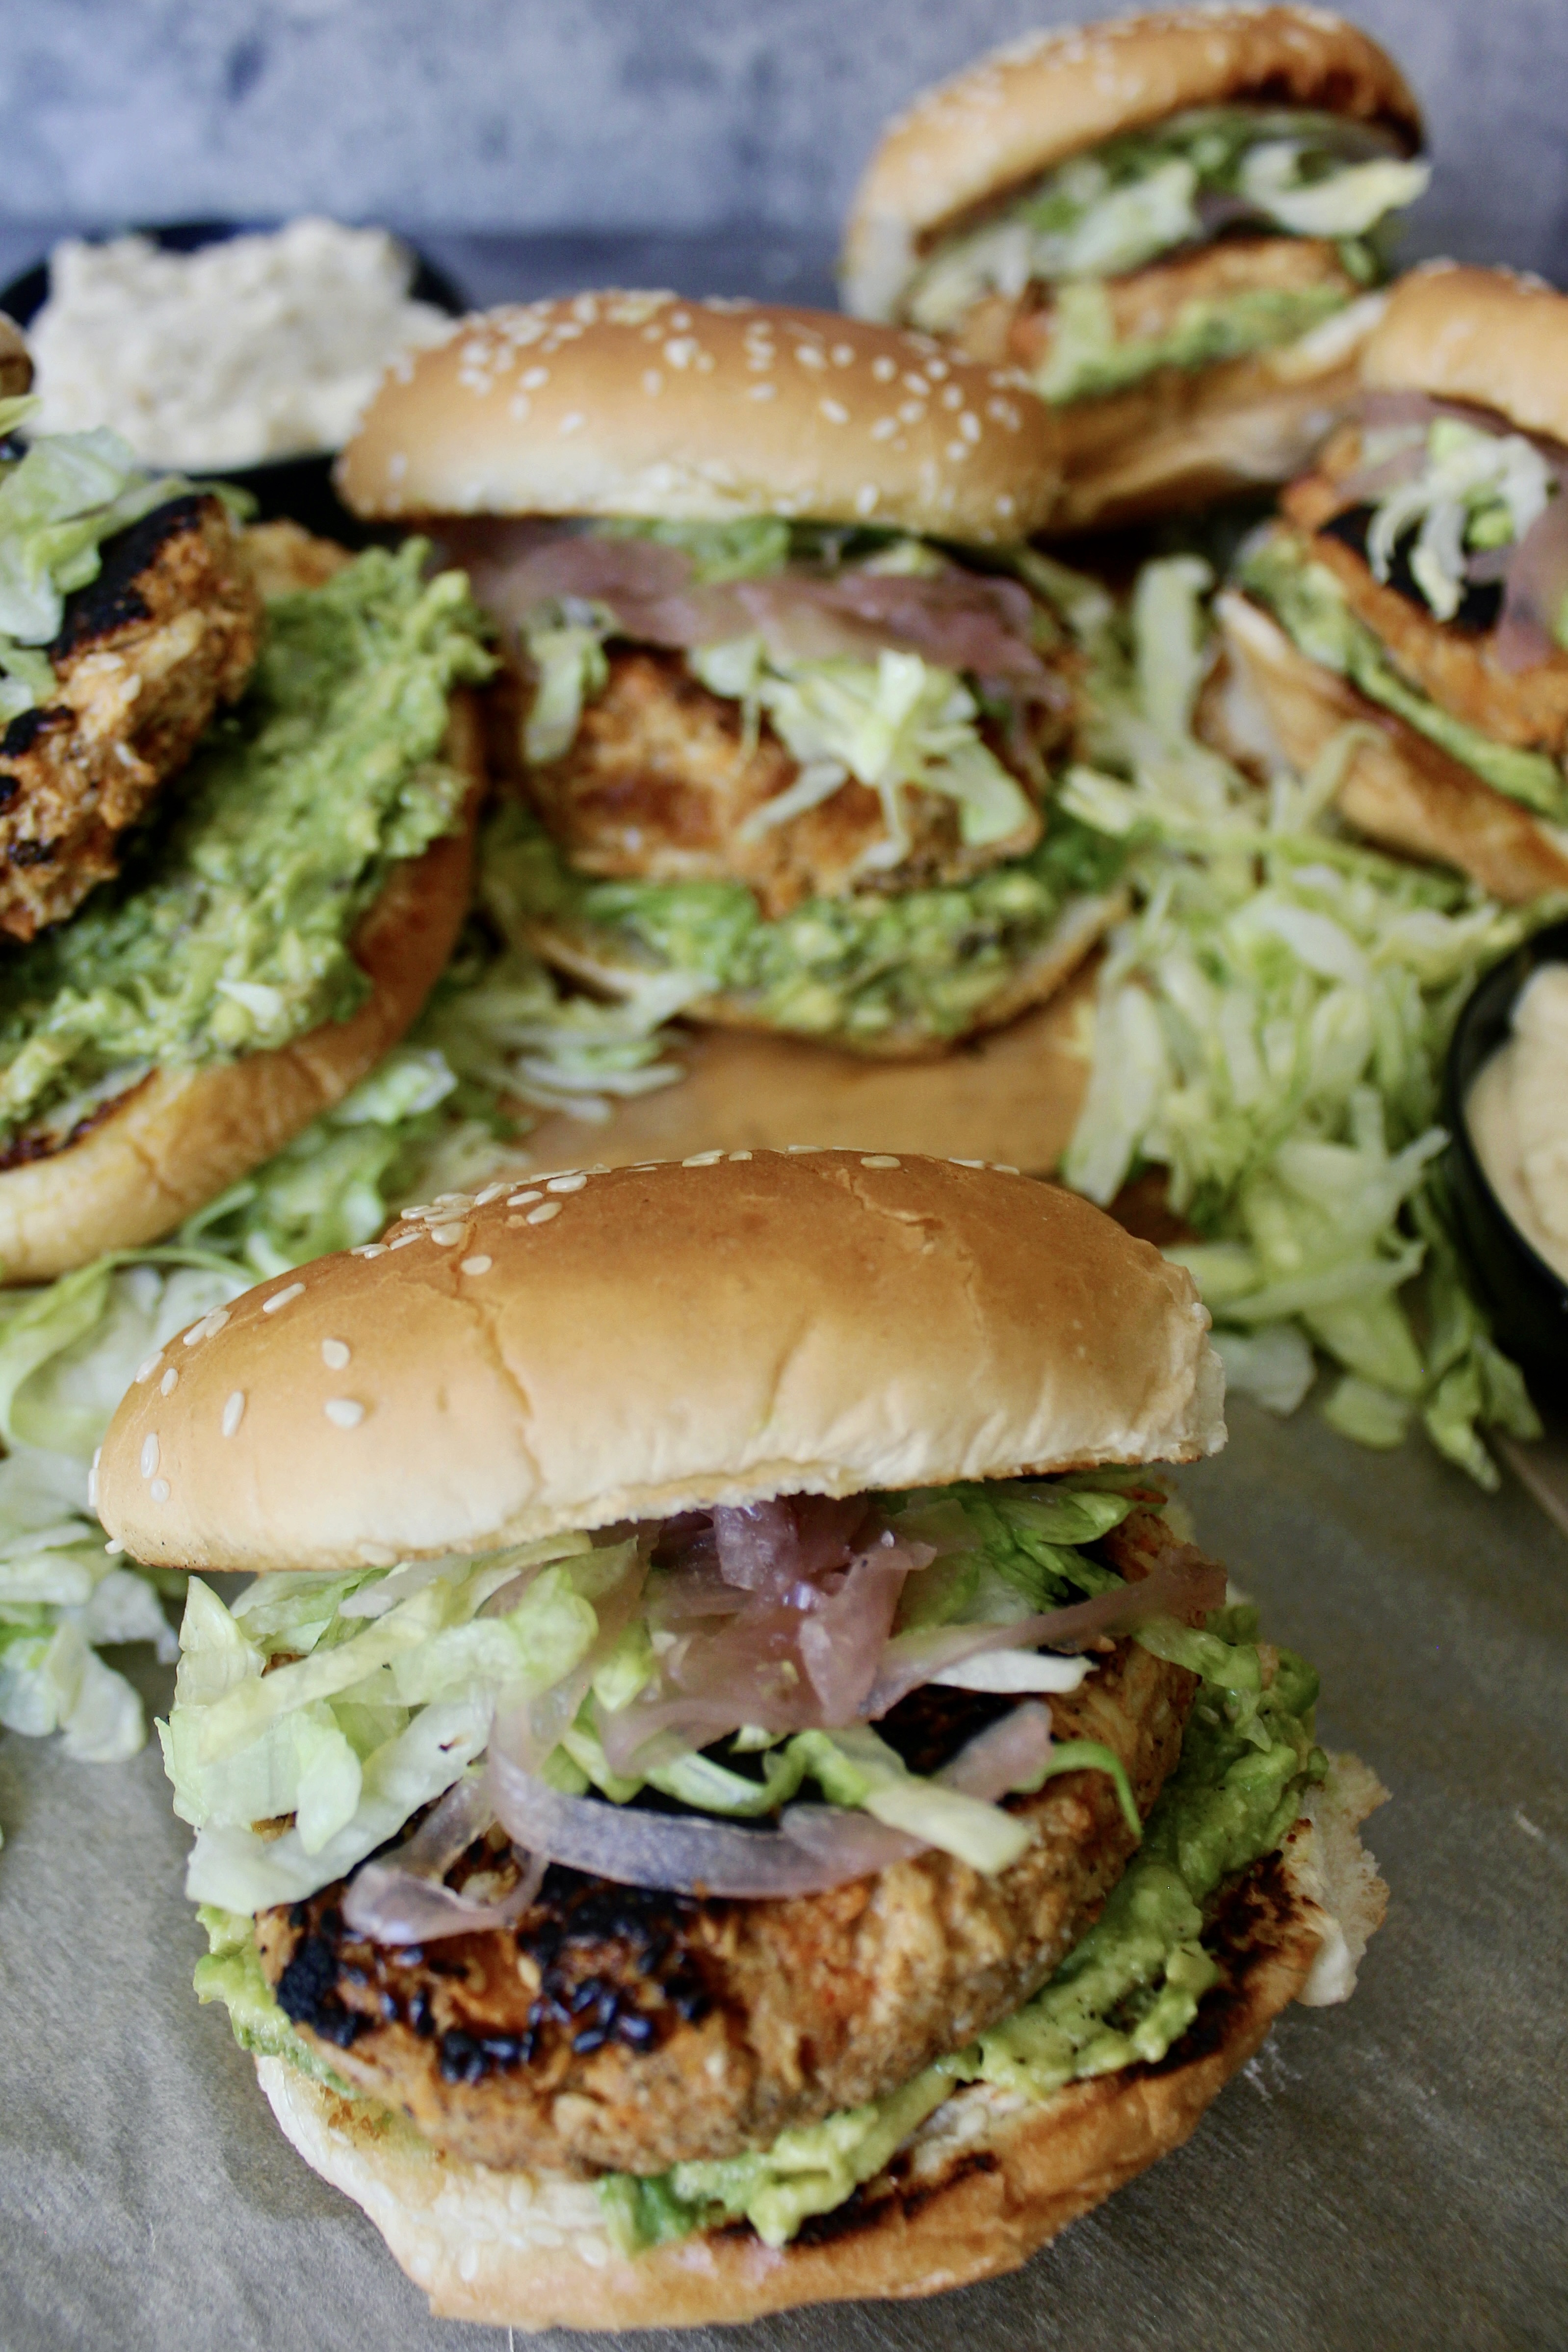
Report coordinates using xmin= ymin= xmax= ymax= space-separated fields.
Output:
xmin=336 ymin=293 xmax=1061 ymax=544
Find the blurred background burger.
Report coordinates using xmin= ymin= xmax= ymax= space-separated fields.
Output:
xmin=340 ymin=294 xmax=1128 ymax=1056
xmin=842 ymin=4 xmax=1429 ymax=531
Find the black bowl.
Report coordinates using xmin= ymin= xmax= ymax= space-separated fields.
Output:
xmin=1443 ymin=916 xmax=1568 ymax=1380
xmin=0 ymin=219 xmax=466 ymax=544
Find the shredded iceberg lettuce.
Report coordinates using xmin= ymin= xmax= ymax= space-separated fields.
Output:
xmin=521 ymin=621 xmax=608 ymax=764
xmin=162 ymin=1475 xmax=1148 ymax=1916
xmin=1359 ymin=417 xmax=1554 ymax=623
xmin=1054 ymin=551 xmax=1543 ymax=1486
xmin=684 ymin=637 xmax=1036 ymax=862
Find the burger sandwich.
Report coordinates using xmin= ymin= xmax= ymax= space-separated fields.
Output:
xmin=101 ymin=1149 xmax=1385 ymax=2327
xmin=1217 ymin=262 xmax=1568 ymax=903
xmin=0 ymin=373 xmax=491 ymax=1279
xmin=338 ymin=294 xmax=1130 ymax=1057
xmin=841 ymin=5 xmax=1429 ymax=532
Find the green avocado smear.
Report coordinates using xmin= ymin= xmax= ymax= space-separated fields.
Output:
xmin=1239 ymin=530 xmax=1568 ymax=822
xmin=0 ymin=540 xmax=493 ymax=1149
xmin=193 ymin=1599 xmax=1325 ymax=2257
xmin=487 ymin=799 xmax=1126 ymax=1047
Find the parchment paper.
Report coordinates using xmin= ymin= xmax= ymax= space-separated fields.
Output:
xmin=2 ymin=210 xmax=1566 ymax=2352
xmin=2 ymin=1394 xmax=1564 ymax=2352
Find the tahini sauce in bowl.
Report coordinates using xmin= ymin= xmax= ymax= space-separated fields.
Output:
xmin=1466 ymin=962 xmax=1568 ymax=1288
xmin=26 ymin=218 xmax=453 ymax=470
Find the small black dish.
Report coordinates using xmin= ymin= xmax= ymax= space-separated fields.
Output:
xmin=1443 ymin=916 xmax=1568 ymax=1379
xmin=0 ymin=219 xmax=466 ymax=544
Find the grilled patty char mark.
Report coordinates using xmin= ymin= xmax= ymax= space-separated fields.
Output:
xmin=523 ymin=646 xmax=1054 ymax=922
xmin=0 ymin=492 xmax=261 ymax=941
xmin=258 ymin=1626 xmax=1196 ymax=2179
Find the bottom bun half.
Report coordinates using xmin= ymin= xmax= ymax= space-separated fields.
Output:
xmin=526 ymin=886 xmax=1127 ymax=1063
xmin=1214 ymin=591 xmax=1568 ymax=906
xmin=258 ymin=1756 xmax=1386 ymax=2332
xmin=1049 ymin=303 xmax=1383 ymax=535
xmin=0 ymin=692 xmax=483 ymax=1281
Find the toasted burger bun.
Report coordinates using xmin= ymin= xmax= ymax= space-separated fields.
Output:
xmin=1363 ymin=261 xmax=1568 ymax=447
xmin=1214 ymin=586 xmax=1568 ymax=903
xmin=840 ymin=7 xmax=1421 ymax=324
xmin=337 ymin=293 xmax=1061 ymax=545
xmin=0 ymin=314 xmax=32 ymax=400
xmin=523 ymin=884 xmax=1127 ymax=1060
xmin=0 ymin=527 xmax=485 ymax=1281
xmin=1050 ymin=293 xmax=1386 ymax=533
xmin=98 ymin=1150 xmax=1223 ymax=1571
xmin=254 ymin=1755 xmax=1385 ymax=2332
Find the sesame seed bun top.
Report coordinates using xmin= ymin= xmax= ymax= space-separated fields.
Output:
xmin=335 ymin=293 xmax=1062 ymax=545
xmin=97 ymin=1150 xmax=1224 ymax=1573
xmin=1361 ymin=262 xmax=1568 ymax=450
xmin=841 ymin=4 xmax=1423 ymax=321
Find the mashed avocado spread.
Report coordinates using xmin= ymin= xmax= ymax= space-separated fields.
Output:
xmin=0 ymin=541 xmax=492 ymax=1147
xmin=487 ymin=801 xmax=1126 ymax=1046
xmin=1036 ymin=277 xmax=1355 ymax=408
xmin=193 ymin=1603 xmax=1325 ymax=2255
xmin=1240 ymin=532 xmax=1568 ymax=822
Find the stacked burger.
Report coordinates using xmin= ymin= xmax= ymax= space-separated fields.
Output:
xmin=842 ymin=4 xmax=1430 ymax=531
xmin=102 ymin=1151 xmax=1384 ymax=2328
xmin=338 ymin=295 xmax=1129 ymax=1057
xmin=1218 ymin=262 xmax=1568 ymax=903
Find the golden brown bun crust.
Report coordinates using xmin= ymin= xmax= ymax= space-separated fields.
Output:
xmin=841 ymin=6 xmax=1421 ymax=319
xmin=337 ymin=294 xmax=1061 ymax=545
xmin=0 ymin=314 xmax=32 ymax=399
xmin=255 ymin=1756 xmax=1386 ymax=2330
xmin=0 ymin=687 xmax=484 ymax=1283
xmin=1363 ymin=262 xmax=1568 ymax=449
xmin=99 ymin=1152 xmax=1223 ymax=1571
xmin=523 ymin=884 xmax=1126 ymax=1059
xmin=1050 ymin=294 xmax=1383 ymax=531
xmin=1215 ymin=586 xmax=1568 ymax=902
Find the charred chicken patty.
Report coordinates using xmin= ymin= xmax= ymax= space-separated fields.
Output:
xmin=260 ymin=1636 xmax=1192 ymax=2177
xmin=523 ymin=647 xmax=1053 ymax=921
xmin=0 ymin=490 xmax=261 ymax=940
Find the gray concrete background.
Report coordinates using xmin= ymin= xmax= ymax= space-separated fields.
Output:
xmin=0 ymin=0 xmax=1566 ymax=304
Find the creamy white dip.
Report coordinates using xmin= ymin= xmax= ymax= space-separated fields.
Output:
xmin=1466 ymin=961 xmax=1568 ymax=1287
xmin=26 ymin=217 xmax=453 ymax=469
